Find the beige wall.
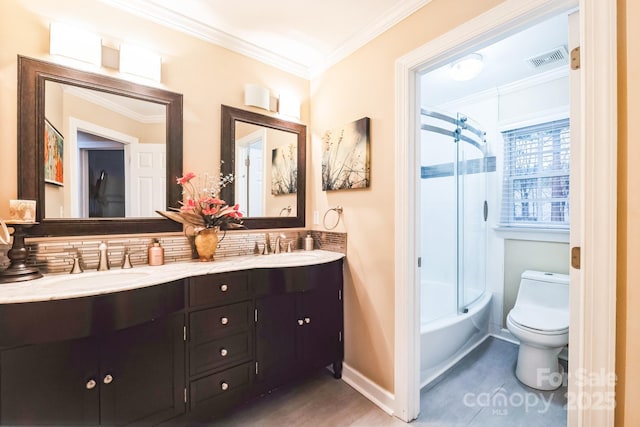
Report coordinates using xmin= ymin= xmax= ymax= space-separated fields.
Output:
xmin=616 ymin=0 xmax=640 ymax=425
xmin=0 ymin=0 xmax=309 ymax=221
xmin=310 ymin=0 xmax=503 ymax=392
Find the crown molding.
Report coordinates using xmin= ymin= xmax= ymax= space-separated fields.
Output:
xmin=99 ymin=0 xmax=311 ymax=79
xmin=100 ymin=0 xmax=433 ymax=81
xmin=311 ymin=0 xmax=433 ymax=78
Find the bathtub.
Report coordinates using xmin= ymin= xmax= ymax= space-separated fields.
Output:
xmin=420 ymin=282 xmax=492 ymax=388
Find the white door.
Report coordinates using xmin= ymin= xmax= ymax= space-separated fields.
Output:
xmin=128 ymin=143 xmax=166 ymax=217
xmin=235 ymin=129 xmax=266 ymax=216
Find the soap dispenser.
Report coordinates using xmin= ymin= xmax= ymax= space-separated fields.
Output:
xmin=304 ymin=233 xmax=314 ymax=251
xmin=148 ymin=239 xmax=164 ymax=266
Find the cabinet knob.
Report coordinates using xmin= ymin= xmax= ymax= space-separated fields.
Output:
xmin=220 ymin=317 xmax=229 ymax=325
xmin=86 ymin=379 xmax=97 ymax=390
xmin=103 ymin=374 xmax=113 ymax=385
xmin=220 ymin=284 xmax=228 ymax=292
xmin=220 ymin=348 xmax=228 ymax=357
xmin=221 ymin=382 xmax=229 ymax=391
xmin=297 ymin=319 xmax=304 ymax=326
xmin=304 ymin=317 xmax=311 ymax=324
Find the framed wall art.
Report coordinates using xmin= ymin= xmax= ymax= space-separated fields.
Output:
xmin=322 ymin=117 xmax=370 ymax=191
xmin=44 ymin=119 xmax=64 ymax=186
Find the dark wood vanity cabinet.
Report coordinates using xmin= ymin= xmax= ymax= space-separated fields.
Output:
xmin=253 ymin=261 xmax=344 ymax=392
xmin=187 ymin=271 xmax=255 ymax=413
xmin=0 ymin=258 xmax=343 ymax=426
xmin=185 ymin=259 xmax=344 ymax=419
xmin=0 ymin=281 xmax=186 ymax=426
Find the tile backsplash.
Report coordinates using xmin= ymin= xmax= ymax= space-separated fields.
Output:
xmin=0 ymin=229 xmax=346 ymax=274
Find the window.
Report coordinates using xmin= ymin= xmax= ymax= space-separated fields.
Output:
xmin=500 ymin=118 xmax=570 ymax=229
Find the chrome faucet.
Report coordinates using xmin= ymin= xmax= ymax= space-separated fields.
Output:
xmin=97 ymin=242 xmax=110 ymax=271
xmin=262 ymin=233 xmax=272 ymax=255
xmin=274 ymin=236 xmax=282 ymax=254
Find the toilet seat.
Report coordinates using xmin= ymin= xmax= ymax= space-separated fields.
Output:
xmin=508 ymin=307 xmax=568 ymax=335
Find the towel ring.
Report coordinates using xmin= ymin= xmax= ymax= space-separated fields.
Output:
xmin=323 ymin=206 xmax=343 ymax=230
xmin=279 ymin=206 xmax=292 ymax=216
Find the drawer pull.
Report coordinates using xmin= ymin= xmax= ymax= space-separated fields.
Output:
xmin=221 ymin=382 xmax=229 ymax=391
xmin=304 ymin=317 xmax=311 ymax=324
xmin=220 ymin=348 xmax=228 ymax=357
xmin=220 ymin=317 xmax=229 ymax=325
xmin=86 ymin=379 xmax=97 ymax=390
xmin=220 ymin=284 xmax=228 ymax=292
xmin=297 ymin=319 xmax=304 ymax=326
xmin=103 ymin=374 xmax=113 ymax=385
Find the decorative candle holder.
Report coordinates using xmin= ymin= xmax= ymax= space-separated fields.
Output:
xmin=0 ymin=221 xmax=42 ymax=283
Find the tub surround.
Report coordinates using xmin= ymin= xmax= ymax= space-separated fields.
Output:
xmin=0 ymin=249 xmax=344 ymax=304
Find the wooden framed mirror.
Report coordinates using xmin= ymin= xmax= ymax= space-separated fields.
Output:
xmin=220 ymin=105 xmax=306 ymax=229
xmin=17 ymin=56 xmax=183 ymax=236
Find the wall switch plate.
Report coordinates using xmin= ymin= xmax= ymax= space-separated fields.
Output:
xmin=313 ymin=210 xmax=319 ymax=225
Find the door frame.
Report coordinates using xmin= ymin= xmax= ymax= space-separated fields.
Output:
xmin=393 ymin=0 xmax=617 ymax=425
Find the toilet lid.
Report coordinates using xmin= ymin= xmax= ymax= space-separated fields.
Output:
xmin=509 ymin=306 xmax=569 ymax=333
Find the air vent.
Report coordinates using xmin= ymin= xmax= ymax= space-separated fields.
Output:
xmin=525 ymin=46 xmax=569 ymax=69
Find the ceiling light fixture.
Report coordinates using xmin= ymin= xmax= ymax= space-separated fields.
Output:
xmin=449 ymin=53 xmax=484 ymax=81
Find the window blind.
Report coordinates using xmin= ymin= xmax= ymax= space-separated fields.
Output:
xmin=500 ymin=118 xmax=570 ymax=229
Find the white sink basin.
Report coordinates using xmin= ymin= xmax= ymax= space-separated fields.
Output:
xmin=238 ymin=252 xmax=325 ymax=267
xmin=46 ymin=271 xmax=152 ymax=289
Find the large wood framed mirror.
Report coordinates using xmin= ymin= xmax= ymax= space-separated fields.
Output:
xmin=17 ymin=56 xmax=183 ymax=236
xmin=220 ymin=105 xmax=306 ymax=229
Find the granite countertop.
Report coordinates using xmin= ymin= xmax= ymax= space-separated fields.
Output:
xmin=0 ymin=250 xmax=345 ymax=304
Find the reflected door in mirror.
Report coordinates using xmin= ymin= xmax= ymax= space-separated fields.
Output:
xmin=44 ymin=81 xmax=167 ymax=219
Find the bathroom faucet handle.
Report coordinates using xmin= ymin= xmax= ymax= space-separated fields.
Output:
xmin=70 ymin=256 xmax=83 ymax=274
xmin=122 ymin=251 xmax=133 ymax=269
xmin=263 ymin=233 xmax=272 ymax=255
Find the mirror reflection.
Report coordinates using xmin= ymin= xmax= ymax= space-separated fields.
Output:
xmin=220 ymin=105 xmax=306 ymax=229
xmin=234 ymin=121 xmax=298 ymax=217
xmin=44 ymin=81 xmax=167 ymax=219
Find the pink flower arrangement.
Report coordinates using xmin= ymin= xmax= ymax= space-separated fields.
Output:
xmin=156 ymin=171 xmax=244 ymax=230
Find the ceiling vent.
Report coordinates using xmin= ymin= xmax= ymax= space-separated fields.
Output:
xmin=525 ymin=46 xmax=569 ymax=69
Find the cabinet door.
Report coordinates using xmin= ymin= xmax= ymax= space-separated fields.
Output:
xmin=298 ymin=263 xmax=343 ymax=372
xmin=99 ymin=313 xmax=185 ymax=426
xmin=0 ymin=337 xmax=100 ymax=426
xmin=255 ymin=292 xmax=297 ymax=389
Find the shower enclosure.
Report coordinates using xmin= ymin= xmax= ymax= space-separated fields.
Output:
xmin=419 ymin=108 xmax=493 ymax=387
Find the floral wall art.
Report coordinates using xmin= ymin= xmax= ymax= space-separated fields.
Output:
xmin=271 ymin=143 xmax=297 ymax=195
xmin=321 ymin=117 xmax=370 ymax=191
xmin=44 ymin=119 xmax=64 ymax=186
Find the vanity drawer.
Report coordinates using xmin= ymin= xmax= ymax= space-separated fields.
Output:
xmin=189 ymin=272 xmax=249 ymax=307
xmin=190 ymin=332 xmax=252 ymax=376
xmin=189 ymin=362 xmax=253 ymax=410
xmin=190 ymin=302 xmax=252 ymax=344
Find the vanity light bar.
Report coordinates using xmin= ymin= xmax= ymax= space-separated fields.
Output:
xmin=49 ymin=22 xmax=102 ymax=66
xmin=244 ymin=84 xmax=271 ymax=111
xmin=119 ymin=43 xmax=162 ymax=82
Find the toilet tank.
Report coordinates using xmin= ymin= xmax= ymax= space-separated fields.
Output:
xmin=515 ymin=270 xmax=569 ymax=311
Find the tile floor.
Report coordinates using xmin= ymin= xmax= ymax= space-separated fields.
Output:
xmin=199 ymin=336 xmax=568 ymax=426
xmin=418 ymin=337 xmax=568 ymax=426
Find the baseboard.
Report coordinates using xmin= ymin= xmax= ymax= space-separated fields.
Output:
xmin=341 ymin=363 xmax=395 ymax=416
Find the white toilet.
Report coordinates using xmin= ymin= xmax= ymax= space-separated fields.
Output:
xmin=506 ymin=270 xmax=569 ymax=391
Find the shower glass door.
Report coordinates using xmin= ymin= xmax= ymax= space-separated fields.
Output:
xmin=456 ymin=113 xmax=487 ymax=312
xmin=420 ymin=113 xmax=458 ymax=324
